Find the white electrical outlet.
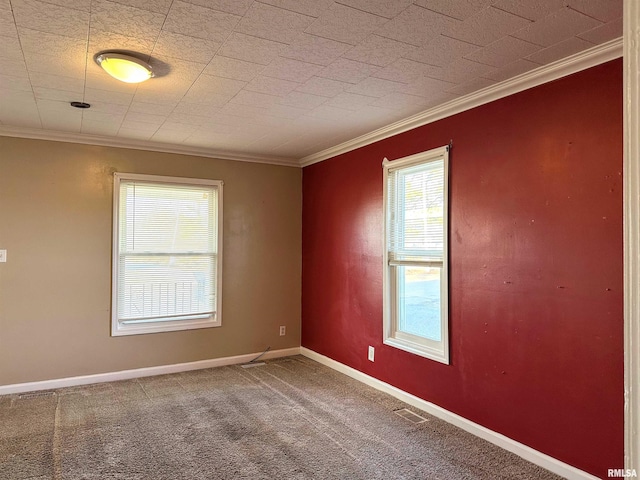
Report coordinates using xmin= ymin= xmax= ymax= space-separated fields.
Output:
xmin=279 ymin=326 xmax=286 ymax=336
xmin=0 ymin=250 xmax=6 ymax=263
xmin=368 ymin=346 xmax=375 ymax=362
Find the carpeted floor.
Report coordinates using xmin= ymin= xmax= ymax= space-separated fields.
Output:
xmin=0 ymin=355 xmax=562 ymax=480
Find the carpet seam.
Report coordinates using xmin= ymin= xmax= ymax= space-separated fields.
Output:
xmin=52 ymin=394 xmax=62 ymax=480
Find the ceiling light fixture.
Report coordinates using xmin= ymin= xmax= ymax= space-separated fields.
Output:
xmin=95 ymin=52 xmax=154 ymax=84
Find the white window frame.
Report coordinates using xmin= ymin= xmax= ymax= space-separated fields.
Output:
xmin=111 ymin=173 xmax=223 ymax=336
xmin=382 ymin=145 xmax=449 ymax=364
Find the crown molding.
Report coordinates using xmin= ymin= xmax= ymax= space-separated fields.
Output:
xmin=300 ymin=38 xmax=623 ymax=167
xmin=0 ymin=38 xmax=622 ymax=169
xmin=0 ymin=125 xmax=300 ymax=168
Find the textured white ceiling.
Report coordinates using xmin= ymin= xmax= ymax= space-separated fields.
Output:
xmin=0 ymin=0 xmax=622 ymax=162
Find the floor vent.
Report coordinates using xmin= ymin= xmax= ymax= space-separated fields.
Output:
xmin=394 ymin=408 xmax=428 ymax=424
xmin=18 ymin=391 xmax=56 ymax=399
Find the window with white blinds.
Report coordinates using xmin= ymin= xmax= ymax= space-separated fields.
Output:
xmin=383 ymin=146 xmax=449 ymax=364
xmin=112 ymin=173 xmax=223 ymax=336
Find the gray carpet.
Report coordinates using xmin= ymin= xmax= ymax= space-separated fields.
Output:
xmin=0 ymin=355 xmax=562 ymax=480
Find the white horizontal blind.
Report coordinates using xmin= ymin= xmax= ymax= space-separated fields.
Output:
xmin=387 ymin=159 xmax=445 ymax=265
xmin=117 ymin=179 xmax=218 ymax=324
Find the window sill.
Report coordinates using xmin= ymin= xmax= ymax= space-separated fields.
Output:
xmin=111 ymin=315 xmax=220 ymax=336
xmin=383 ymin=337 xmax=449 ymax=365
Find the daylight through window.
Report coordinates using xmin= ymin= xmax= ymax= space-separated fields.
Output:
xmin=112 ymin=173 xmax=223 ymax=336
xmin=383 ymin=146 xmax=449 ymax=364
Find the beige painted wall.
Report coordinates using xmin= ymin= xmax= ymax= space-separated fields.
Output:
xmin=0 ymin=137 xmax=302 ymax=386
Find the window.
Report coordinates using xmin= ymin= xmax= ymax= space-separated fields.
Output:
xmin=112 ymin=173 xmax=223 ymax=336
xmin=383 ymin=145 xmax=449 ymax=364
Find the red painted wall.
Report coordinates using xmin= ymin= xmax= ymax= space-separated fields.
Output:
xmin=302 ymin=59 xmax=623 ymax=478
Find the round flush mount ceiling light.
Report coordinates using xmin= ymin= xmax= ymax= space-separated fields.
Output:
xmin=95 ymin=52 xmax=154 ymax=84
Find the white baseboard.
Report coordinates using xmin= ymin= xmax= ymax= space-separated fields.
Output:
xmin=300 ymin=347 xmax=598 ymax=480
xmin=0 ymin=347 xmax=301 ymax=396
xmin=0 ymin=345 xmax=599 ymax=479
